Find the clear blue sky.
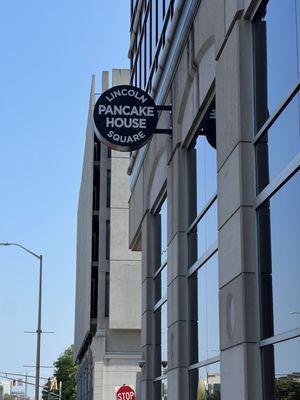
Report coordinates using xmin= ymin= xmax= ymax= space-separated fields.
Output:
xmin=0 ymin=0 xmax=130 ymax=396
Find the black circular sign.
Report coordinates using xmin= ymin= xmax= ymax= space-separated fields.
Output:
xmin=93 ymin=85 xmax=159 ymax=152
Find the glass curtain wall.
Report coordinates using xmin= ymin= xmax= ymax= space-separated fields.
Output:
xmin=254 ymin=1 xmax=300 ymax=399
xmin=187 ymin=99 xmax=221 ymax=400
xmin=130 ymin=0 xmax=177 ymax=91
xmin=153 ymin=197 xmax=168 ymax=399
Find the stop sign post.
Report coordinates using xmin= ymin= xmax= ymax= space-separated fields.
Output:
xmin=116 ymin=385 xmax=136 ymax=400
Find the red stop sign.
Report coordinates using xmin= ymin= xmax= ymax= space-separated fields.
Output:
xmin=116 ymin=385 xmax=136 ymax=400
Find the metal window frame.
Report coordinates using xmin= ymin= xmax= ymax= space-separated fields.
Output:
xmin=253 ymin=80 xmax=300 ymax=145
xmin=153 ymin=375 xmax=167 ymax=382
xmin=153 ymin=264 xmax=168 ymax=305
xmin=187 ymin=241 xmax=218 ymax=278
xmin=255 ymin=154 xmax=300 ymax=209
xmin=260 ymin=328 xmax=300 ymax=348
xmin=187 ymin=193 xmax=217 ymax=234
xmin=153 ymin=260 xmax=168 ymax=279
xmin=153 ymin=295 xmax=167 ymax=312
xmin=188 ymin=355 xmax=221 ymax=371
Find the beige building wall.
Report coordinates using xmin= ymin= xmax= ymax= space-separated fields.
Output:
xmin=75 ymin=69 xmax=141 ymax=400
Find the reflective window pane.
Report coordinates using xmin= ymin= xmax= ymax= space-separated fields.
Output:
xmin=262 ymin=337 xmax=300 ymax=399
xmin=146 ymin=11 xmax=151 ymax=83
xmin=189 ymin=135 xmax=217 ymax=222
xmin=154 ymin=379 xmax=168 ymax=400
xmin=157 ymin=0 xmax=164 ymax=41
xmin=256 ymin=94 xmax=300 ymax=192
xmin=189 ymin=362 xmax=221 ymax=400
xmin=151 ymin=0 xmax=157 ymax=59
xmin=189 ymin=253 xmax=219 ymax=364
xmin=161 ymin=302 xmax=168 ymax=366
xmin=154 ymin=265 xmax=167 ymax=303
xmin=154 ymin=302 xmax=168 ymax=377
xmin=160 ymin=198 xmax=168 ymax=265
xmin=141 ymin=33 xmax=145 ymax=89
xmin=189 ymin=201 xmax=217 ymax=267
xmin=259 ymin=174 xmax=300 ymax=339
xmin=154 ymin=197 xmax=168 ymax=271
xmin=136 ymin=50 xmax=141 ymax=87
xmin=256 ymin=0 xmax=299 ymax=129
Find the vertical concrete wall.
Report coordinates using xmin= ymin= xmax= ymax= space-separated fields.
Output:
xmin=75 ymin=69 xmax=142 ymax=400
xmin=108 ymin=68 xmax=141 ymax=332
xmin=74 ymin=76 xmax=95 ymax=360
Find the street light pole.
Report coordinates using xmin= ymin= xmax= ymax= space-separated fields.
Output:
xmin=0 ymin=242 xmax=43 ymax=400
xmin=36 ymin=254 xmax=42 ymax=400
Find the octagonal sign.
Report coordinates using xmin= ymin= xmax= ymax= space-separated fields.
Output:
xmin=116 ymin=385 xmax=136 ymax=400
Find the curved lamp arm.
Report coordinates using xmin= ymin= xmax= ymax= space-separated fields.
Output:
xmin=0 ymin=242 xmax=41 ymax=259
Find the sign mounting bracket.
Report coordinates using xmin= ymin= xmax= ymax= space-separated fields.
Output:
xmin=156 ymin=105 xmax=172 ymax=112
xmin=154 ymin=104 xmax=173 ymax=135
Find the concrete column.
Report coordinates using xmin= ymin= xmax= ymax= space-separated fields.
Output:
xmin=166 ymin=147 xmax=189 ymax=400
xmin=140 ymin=213 xmax=156 ymax=400
xmin=216 ymin=15 xmax=262 ymax=400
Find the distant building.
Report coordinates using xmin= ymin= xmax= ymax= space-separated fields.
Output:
xmin=74 ymin=69 xmax=141 ymax=400
xmin=0 ymin=381 xmax=11 ymax=396
xmin=276 ymin=372 xmax=300 ymax=384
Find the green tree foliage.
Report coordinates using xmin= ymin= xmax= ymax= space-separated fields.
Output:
xmin=4 ymin=395 xmax=13 ymax=400
xmin=276 ymin=378 xmax=300 ymax=400
xmin=42 ymin=345 xmax=77 ymax=400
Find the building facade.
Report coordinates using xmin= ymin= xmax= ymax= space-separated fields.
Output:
xmin=74 ymin=69 xmax=142 ymax=400
xmin=0 ymin=381 xmax=11 ymax=396
xmin=128 ymin=0 xmax=300 ymax=399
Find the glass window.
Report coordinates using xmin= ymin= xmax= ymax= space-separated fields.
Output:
xmin=136 ymin=49 xmax=141 ymax=88
xmin=161 ymin=302 xmax=168 ymax=366
xmin=157 ymin=0 xmax=164 ymax=42
xmin=160 ymin=199 xmax=168 ymax=265
xmin=189 ymin=253 xmax=219 ymax=365
xmin=189 ymin=135 xmax=217 ymax=221
xmin=259 ymin=173 xmax=300 ymax=339
xmin=188 ymin=201 xmax=218 ymax=266
xmin=256 ymin=93 xmax=300 ymax=193
xmin=255 ymin=0 xmax=300 ymax=128
xmin=189 ymin=362 xmax=221 ymax=400
xmin=140 ymin=1 xmax=145 ymax=29
xmin=164 ymin=0 xmax=173 ymax=42
xmin=188 ymin=100 xmax=217 ymax=267
xmin=154 ymin=302 xmax=168 ymax=377
xmin=154 ymin=196 xmax=168 ymax=379
xmin=130 ymin=0 xmax=176 ymax=90
xmin=154 ymin=378 xmax=168 ymax=400
xmin=141 ymin=33 xmax=145 ymax=89
xmin=134 ymin=61 xmax=138 ymax=86
xmin=151 ymin=0 xmax=157 ymax=60
xmin=146 ymin=11 xmax=151 ymax=85
xmin=262 ymin=337 xmax=300 ymax=400
xmin=255 ymin=4 xmax=300 ymax=396
xmin=154 ymin=265 xmax=167 ymax=303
